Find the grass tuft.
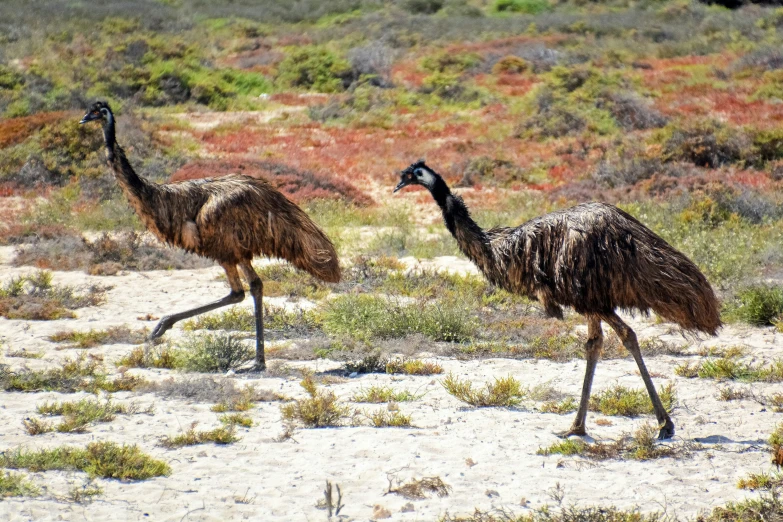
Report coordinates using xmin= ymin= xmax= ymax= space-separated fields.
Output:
xmin=365 ymin=409 xmax=412 ymax=428
xmin=48 ymin=326 xmax=146 ymax=348
xmin=219 ymin=413 xmax=253 ymax=428
xmin=589 ymin=384 xmax=676 ymax=417
xmin=1 ymin=442 xmax=170 ymax=480
xmin=351 ymin=386 xmax=419 ymax=403
xmin=280 ymin=376 xmax=350 ymax=428
xmin=386 ymin=358 xmax=443 ymax=376
xmin=175 ymin=333 xmax=253 ymax=372
xmin=0 ymin=471 xmax=39 ymax=498
xmin=160 ymin=424 xmax=239 ymax=448
xmin=442 ymin=374 xmax=525 ymax=407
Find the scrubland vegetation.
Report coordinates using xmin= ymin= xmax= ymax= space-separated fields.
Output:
xmin=2 ymin=0 xmax=783 ymax=518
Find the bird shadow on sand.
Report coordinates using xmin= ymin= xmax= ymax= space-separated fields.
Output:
xmin=693 ymin=434 xmax=766 ymax=445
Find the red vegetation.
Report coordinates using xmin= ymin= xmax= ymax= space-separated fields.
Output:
xmin=0 ymin=111 xmax=73 ymax=148
xmin=170 ymin=159 xmax=373 ymax=206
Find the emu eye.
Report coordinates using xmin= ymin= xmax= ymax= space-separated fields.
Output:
xmin=414 ymin=168 xmax=423 ymax=177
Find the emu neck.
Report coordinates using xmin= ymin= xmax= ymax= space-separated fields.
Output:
xmin=430 ymin=178 xmax=495 ymax=275
xmin=101 ymin=115 xmax=148 ymax=198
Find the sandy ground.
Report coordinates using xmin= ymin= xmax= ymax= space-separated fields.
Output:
xmin=0 ymin=245 xmax=781 ymax=522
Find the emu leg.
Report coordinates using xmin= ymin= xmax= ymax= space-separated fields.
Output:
xmin=240 ymin=262 xmax=265 ymax=371
xmin=560 ymin=316 xmax=603 ymax=437
xmin=603 ymin=312 xmax=675 ymax=440
xmin=149 ymin=264 xmax=245 ymax=340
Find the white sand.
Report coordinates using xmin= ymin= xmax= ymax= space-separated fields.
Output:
xmin=0 ymin=252 xmax=781 ymax=521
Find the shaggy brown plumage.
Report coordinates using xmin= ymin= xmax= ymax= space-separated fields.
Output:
xmin=80 ymin=102 xmax=339 ymax=370
xmin=395 ymin=160 xmax=721 ymax=439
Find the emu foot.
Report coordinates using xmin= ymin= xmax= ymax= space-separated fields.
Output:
xmin=236 ymin=362 xmax=266 ymax=374
xmin=149 ymin=315 xmax=175 ymax=340
xmin=556 ymin=425 xmax=587 ymax=439
xmin=657 ymin=418 xmax=675 ymax=440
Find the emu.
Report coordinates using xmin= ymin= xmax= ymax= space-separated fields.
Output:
xmin=395 ymin=160 xmax=720 ymax=439
xmin=80 ymin=101 xmax=340 ymax=371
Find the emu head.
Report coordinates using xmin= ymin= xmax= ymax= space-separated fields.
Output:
xmin=394 ymin=160 xmax=439 ymax=193
xmin=79 ymin=101 xmax=113 ymax=125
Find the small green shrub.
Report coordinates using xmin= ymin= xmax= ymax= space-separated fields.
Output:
xmin=442 ymin=374 xmax=525 ymax=407
xmin=0 ymin=271 xmax=105 ymax=320
xmin=0 ymin=471 xmax=39 ymax=498
xmin=117 ymin=345 xmax=178 ymax=369
xmin=322 ymin=294 xmax=477 ymax=342
xmin=681 ymin=357 xmax=783 ymax=382
xmin=276 ymin=47 xmax=352 ymax=93
xmin=386 ymin=358 xmax=443 ymax=376
xmin=723 ymin=285 xmax=783 ymax=326
xmin=589 ymin=384 xmax=676 ymax=417
xmin=539 ymin=397 xmax=578 ymax=414
xmin=219 ymin=413 xmax=253 ymax=428
xmin=160 ymin=425 xmax=238 ymax=448
xmin=351 ymin=386 xmax=419 ymax=403
xmin=1 ymin=442 xmax=170 ymax=481
xmin=280 ymin=376 xmax=350 ymax=428
xmin=175 ymin=333 xmax=253 ymax=372
xmin=365 ymin=409 xmax=412 ymax=428
xmin=27 ymin=397 xmax=138 ymax=434
xmin=183 ymin=306 xmax=255 ymax=332
xmin=493 ymin=0 xmax=550 ymax=14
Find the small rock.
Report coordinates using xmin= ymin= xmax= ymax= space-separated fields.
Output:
xmin=401 ymin=503 xmax=415 ymax=513
xmin=349 ymin=372 xmax=358 ymax=378
xmin=485 ymin=489 xmax=499 ymax=498
xmin=372 ymin=504 xmax=392 ymax=519
xmin=465 ymin=458 xmax=477 ymax=467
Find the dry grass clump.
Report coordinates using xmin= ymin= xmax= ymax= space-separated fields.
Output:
xmin=351 ymin=386 xmax=419 ymax=403
xmin=24 ymin=397 xmax=145 ymax=435
xmin=0 ymin=354 xmax=147 ymax=394
xmin=589 ymin=384 xmax=676 ymax=417
xmin=49 ymin=326 xmax=147 ymax=348
xmin=117 ymin=345 xmax=178 ymax=369
xmin=0 ymin=442 xmax=170 ymax=481
xmin=442 ymin=505 xmax=666 ymax=521
xmin=539 ymin=397 xmax=578 ymax=414
xmin=696 ymin=490 xmax=783 ymax=521
xmin=537 ymin=424 xmax=693 ymax=462
xmin=737 ymin=471 xmax=783 ymax=491
xmin=280 ymin=376 xmax=350 ymax=428
xmin=183 ymin=305 xmax=321 ymax=339
xmin=13 ymin=232 xmax=211 ymax=274
xmin=676 ymin=357 xmax=783 ymax=382
xmin=219 ymin=413 xmax=253 ymax=428
xmin=255 ymin=263 xmax=330 ymax=300
xmin=160 ymin=424 xmax=238 ymax=448
xmin=148 ymin=376 xmax=279 ymax=411
xmin=442 ymin=374 xmax=526 ymax=407
xmin=6 ymin=349 xmax=43 ymax=359
xmin=387 ymin=476 xmax=451 ymax=500
xmin=0 ymin=271 xmax=105 ymax=320
xmin=386 ymin=358 xmax=443 ymax=375
xmin=0 ymin=471 xmax=39 ymax=499
xmin=364 ymin=409 xmax=412 ymax=428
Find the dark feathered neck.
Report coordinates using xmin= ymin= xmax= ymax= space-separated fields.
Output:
xmin=428 ymin=175 xmax=495 ymax=273
xmin=101 ymin=113 xmax=150 ymax=198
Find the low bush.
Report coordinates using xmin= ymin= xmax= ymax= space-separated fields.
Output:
xmin=1 ymin=442 xmax=170 ymax=481
xmin=723 ymin=285 xmax=783 ymax=326
xmin=321 ymin=294 xmax=477 ymax=343
xmin=49 ymin=326 xmax=147 ymax=348
xmin=160 ymin=425 xmax=238 ymax=448
xmin=442 ymin=374 xmax=525 ymax=407
xmin=280 ymin=376 xmax=350 ymax=428
xmin=493 ymin=0 xmax=550 ymax=14
xmin=0 ymin=471 xmax=39 ymax=499
xmin=275 ymin=46 xmax=353 ymax=93
xmin=14 ymin=232 xmax=211 ymax=274
xmin=0 ymin=271 xmax=105 ymax=320
xmin=589 ymin=384 xmax=676 ymax=417
xmin=351 ymin=386 xmax=420 ymax=403
xmin=175 ymin=333 xmax=254 ymax=373
xmin=364 ymin=409 xmax=412 ymax=428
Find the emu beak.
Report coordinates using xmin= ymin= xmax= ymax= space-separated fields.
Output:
xmin=79 ymin=111 xmax=100 ymax=125
xmin=393 ymin=172 xmax=414 ymax=193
